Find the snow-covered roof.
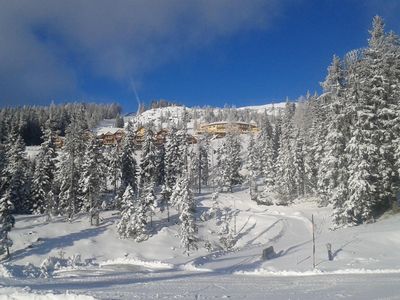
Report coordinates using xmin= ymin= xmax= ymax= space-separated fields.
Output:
xmin=95 ymin=127 xmax=124 ymax=135
xmin=205 ymin=121 xmax=257 ymax=126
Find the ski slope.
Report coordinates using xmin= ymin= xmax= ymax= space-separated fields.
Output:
xmin=1 ymin=189 xmax=400 ymax=299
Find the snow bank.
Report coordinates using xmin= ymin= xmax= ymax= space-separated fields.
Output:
xmin=0 ymin=264 xmax=12 ymax=278
xmin=0 ymin=287 xmax=96 ymax=300
xmin=179 ymin=262 xmax=212 ymax=272
xmin=99 ymin=258 xmax=174 ymax=270
xmin=235 ymin=267 xmax=400 ymax=277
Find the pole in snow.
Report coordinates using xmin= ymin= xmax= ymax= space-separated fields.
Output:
xmin=312 ymin=214 xmax=316 ymax=269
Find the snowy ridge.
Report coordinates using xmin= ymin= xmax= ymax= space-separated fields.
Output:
xmin=0 ymin=287 xmax=97 ymax=300
xmin=130 ymin=101 xmax=287 ymax=129
xmin=99 ymin=258 xmax=174 ymax=269
xmin=0 ymin=264 xmax=12 ymax=278
xmin=235 ymin=268 xmax=400 ymax=277
xmin=179 ymin=262 xmax=212 ymax=272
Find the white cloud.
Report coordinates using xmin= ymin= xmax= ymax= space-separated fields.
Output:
xmin=0 ymin=0 xmax=291 ymax=105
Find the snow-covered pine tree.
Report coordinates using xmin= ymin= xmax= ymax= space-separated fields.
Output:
xmin=137 ymin=127 xmax=159 ymax=227
xmin=57 ymin=113 xmax=87 ymax=219
xmin=106 ymin=145 xmax=121 ymax=197
xmin=190 ymin=135 xmax=210 ymax=193
xmin=306 ymin=94 xmax=326 ymax=198
xmin=316 ymin=55 xmax=351 ymax=224
xmin=80 ymin=135 xmax=105 ymax=225
xmin=138 ymin=127 xmax=158 ymax=192
xmin=258 ymin=115 xmax=274 ymax=180
xmin=0 ymin=189 xmax=14 ymax=258
xmin=219 ymin=131 xmax=242 ymax=192
xmin=247 ymin=134 xmax=259 ymax=201
xmin=3 ymin=132 xmax=31 ymax=213
xmin=275 ymin=102 xmax=296 ymax=204
xmin=163 ymin=127 xmax=185 ymax=204
xmin=155 ymin=142 xmax=166 ymax=186
xmin=368 ymin=17 xmax=400 ymax=213
xmin=117 ymin=184 xmax=148 ymax=241
xmin=0 ymin=143 xmax=7 ymax=197
xmin=291 ymin=127 xmax=305 ymax=198
xmin=344 ymin=39 xmax=379 ymax=224
xmin=115 ymin=114 xmax=124 ymax=128
xmin=177 ymin=173 xmax=198 ymax=255
xmin=32 ymin=122 xmax=57 ymax=214
xmin=119 ymin=122 xmax=137 ymax=197
xmin=199 ymin=135 xmax=211 ymax=187
xmin=142 ymin=180 xmax=157 ymax=227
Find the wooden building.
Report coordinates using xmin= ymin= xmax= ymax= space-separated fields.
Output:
xmin=97 ymin=128 xmax=125 ymax=146
xmin=197 ymin=121 xmax=259 ymax=137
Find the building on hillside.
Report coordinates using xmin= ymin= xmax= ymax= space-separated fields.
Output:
xmin=135 ymin=127 xmax=197 ymax=146
xmin=155 ymin=129 xmax=168 ymax=145
xmin=97 ymin=128 xmax=125 ymax=146
xmin=134 ymin=127 xmax=146 ymax=145
xmin=196 ymin=121 xmax=259 ymax=137
xmin=96 ymin=126 xmax=197 ymax=147
xmin=54 ymin=135 xmax=65 ymax=149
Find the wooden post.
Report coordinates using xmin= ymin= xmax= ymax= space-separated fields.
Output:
xmin=233 ymin=197 xmax=237 ymax=235
xmin=326 ymin=243 xmax=333 ymax=261
xmin=312 ymin=214 xmax=316 ymax=269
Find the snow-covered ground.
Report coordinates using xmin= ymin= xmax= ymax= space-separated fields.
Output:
xmin=1 ymin=189 xmax=400 ymax=299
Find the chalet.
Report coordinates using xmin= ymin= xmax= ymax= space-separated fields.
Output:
xmin=95 ymin=126 xmax=197 ymax=147
xmin=197 ymin=121 xmax=259 ymax=137
xmin=134 ymin=127 xmax=146 ymax=145
xmin=155 ymin=129 xmax=168 ymax=145
xmin=97 ymin=128 xmax=125 ymax=146
xmin=54 ymin=135 xmax=65 ymax=149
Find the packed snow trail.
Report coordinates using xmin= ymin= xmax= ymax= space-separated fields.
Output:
xmin=2 ymin=269 xmax=400 ymax=299
xmin=190 ymin=191 xmax=318 ymax=273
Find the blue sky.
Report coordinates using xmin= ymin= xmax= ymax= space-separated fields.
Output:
xmin=0 ymin=0 xmax=399 ymax=113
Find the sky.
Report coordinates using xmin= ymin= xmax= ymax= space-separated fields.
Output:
xmin=0 ymin=0 xmax=399 ymax=113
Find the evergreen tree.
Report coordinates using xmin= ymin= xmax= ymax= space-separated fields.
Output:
xmin=138 ymin=127 xmax=158 ymax=192
xmin=115 ymin=114 xmax=124 ymax=128
xmin=0 ymin=144 xmax=7 ymax=197
xmin=191 ymin=135 xmax=210 ymax=193
xmin=32 ymin=123 xmax=57 ymax=214
xmin=117 ymin=185 xmax=148 ymax=241
xmin=57 ymin=113 xmax=87 ymax=219
xmin=120 ymin=122 xmax=137 ymax=197
xmin=217 ymin=132 xmax=242 ymax=192
xmin=176 ymin=173 xmax=198 ymax=255
xmin=0 ymin=189 xmax=14 ymax=258
xmin=163 ymin=127 xmax=185 ymax=204
xmin=344 ymin=16 xmax=399 ymax=223
xmin=107 ymin=145 xmax=121 ymax=197
xmin=247 ymin=134 xmax=259 ymax=201
xmin=275 ymin=102 xmax=296 ymax=204
xmin=3 ymin=133 xmax=31 ymax=213
xmin=317 ymin=55 xmax=351 ymax=224
xmin=80 ymin=135 xmax=105 ymax=225
xmin=292 ymin=127 xmax=305 ymax=198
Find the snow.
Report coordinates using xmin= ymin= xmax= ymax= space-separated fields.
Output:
xmin=0 ymin=287 xmax=96 ymax=300
xmin=236 ymin=267 xmax=400 ymax=277
xmin=25 ymin=146 xmax=41 ymax=160
xmin=1 ymin=188 xmax=400 ymax=298
xmin=128 ymin=102 xmax=287 ymax=133
xmin=237 ymin=101 xmax=287 ymax=114
xmin=99 ymin=258 xmax=174 ymax=270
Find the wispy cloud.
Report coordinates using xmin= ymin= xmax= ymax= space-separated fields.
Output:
xmin=0 ymin=0 xmax=290 ymax=105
